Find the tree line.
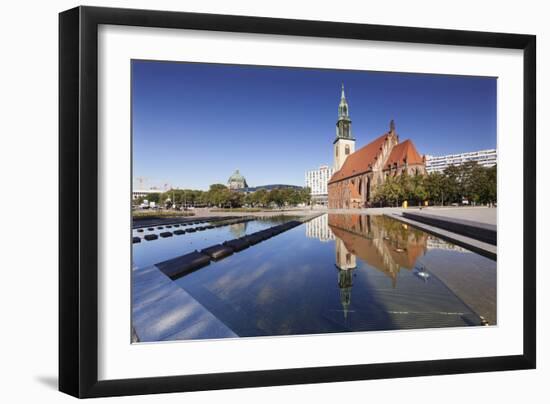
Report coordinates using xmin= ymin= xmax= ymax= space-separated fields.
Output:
xmin=135 ymin=184 xmax=311 ymax=209
xmin=373 ymin=162 xmax=497 ymax=207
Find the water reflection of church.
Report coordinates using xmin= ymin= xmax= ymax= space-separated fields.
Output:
xmin=309 ymin=214 xmax=430 ymax=321
xmin=331 ymin=213 xmax=428 ymax=286
xmin=305 ymin=214 xmax=491 ymax=327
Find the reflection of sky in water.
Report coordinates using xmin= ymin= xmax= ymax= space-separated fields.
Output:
xmin=132 ymin=216 xmax=300 ymax=269
xmin=170 ymin=214 xmax=496 ymax=337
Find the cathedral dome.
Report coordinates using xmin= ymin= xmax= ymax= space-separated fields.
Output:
xmin=228 ymin=169 xmax=245 ymax=182
xmin=227 ymin=169 xmax=248 ymax=190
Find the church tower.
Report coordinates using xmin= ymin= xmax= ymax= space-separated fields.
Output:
xmin=333 ymin=84 xmax=356 ymax=172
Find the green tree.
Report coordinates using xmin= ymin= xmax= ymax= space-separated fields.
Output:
xmin=443 ymin=165 xmax=461 ymax=204
xmin=268 ymin=189 xmax=285 ymax=208
xmin=411 ymin=173 xmax=427 ymax=205
xmin=484 ymin=165 xmax=497 ymax=204
xmin=424 ymin=172 xmax=445 ymax=205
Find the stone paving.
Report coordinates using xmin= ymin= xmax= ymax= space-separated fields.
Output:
xmin=132 ymin=264 xmax=237 ymax=342
xmin=328 ymin=206 xmax=497 ymax=224
xmin=412 ymin=207 xmax=496 ymax=225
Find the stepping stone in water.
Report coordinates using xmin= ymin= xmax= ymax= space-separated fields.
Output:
xmin=160 ymin=232 xmax=173 ymax=238
xmin=132 ymin=237 xmax=141 ymax=243
xmin=201 ymin=244 xmax=234 ymax=261
xmin=243 ymin=233 xmax=263 ymax=246
xmin=223 ymin=238 xmax=250 ymax=252
xmin=144 ymin=234 xmax=158 ymax=241
xmin=157 ymin=251 xmax=211 ymax=279
xmin=173 ymin=230 xmax=185 ymax=235
xmin=137 ymin=229 xmax=144 ymax=233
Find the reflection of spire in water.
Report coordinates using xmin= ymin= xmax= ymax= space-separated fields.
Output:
xmin=335 ymin=237 xmax=356 ymax=321
xmin=229 ymin=222 xmax=247 ymax=238
xmin=338 ymin=266 xmax=354 ymax=320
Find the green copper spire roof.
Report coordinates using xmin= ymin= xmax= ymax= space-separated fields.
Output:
xmin=338 ymin=83 xmax=350 ymax=120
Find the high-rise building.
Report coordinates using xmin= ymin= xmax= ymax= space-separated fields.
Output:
xmin=305 ymin=165 xmax=334 ymax=205
xmin=425 ymin=149 xmax=497 ymax=173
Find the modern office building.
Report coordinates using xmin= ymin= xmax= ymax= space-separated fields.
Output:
xmin=305 ymin=165 xmax=334 ymax=205
xmin=425 ymin=149 xmax=497 ymax=173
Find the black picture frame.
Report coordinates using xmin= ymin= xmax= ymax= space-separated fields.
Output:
xmin=59 ymin=5 xmax=536 ymax=398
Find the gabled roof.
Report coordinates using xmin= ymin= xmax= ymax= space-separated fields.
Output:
xmin=385 ymin=139 xmax=424 ymax=168
xmin=328 ymin=133 xmax=390 ymax=184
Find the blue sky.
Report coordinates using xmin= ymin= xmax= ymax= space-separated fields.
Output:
xmin=132 ymin=60 xmax=496 ymax=191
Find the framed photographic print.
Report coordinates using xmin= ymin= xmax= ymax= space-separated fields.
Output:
xmin=59 ymin=6 xmax=536 ymax=398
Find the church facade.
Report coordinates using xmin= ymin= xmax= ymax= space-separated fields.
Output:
xmin=328 ymin=85 xmax=426 ymax=209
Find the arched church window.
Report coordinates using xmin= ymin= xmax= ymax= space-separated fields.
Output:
xmin=345 ymin=145 xmax=350 ymax=155
xmin=336 ymin=146 xmax=339 ymax=157
xmin=358 ymin=179 xmax=362 ymax=195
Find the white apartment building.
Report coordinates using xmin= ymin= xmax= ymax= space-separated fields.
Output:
xmin=425 ymin=149 xmax=497 ymax=173
xmin=305 ymin=214 xmax=335 ymax=242
xmin=305 ymin=165 xmax=334 ymax=205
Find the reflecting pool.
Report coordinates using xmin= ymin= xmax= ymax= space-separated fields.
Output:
xmin=165 ymin=214 xmax=496 ymax=337
xmin=132 ymin=216 xmax=299 ymax=268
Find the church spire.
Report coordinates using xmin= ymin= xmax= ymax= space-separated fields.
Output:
xmin=338 ymin=83 xmax=350 ymax=120
xmin=333 ymin=83 xmax=356 ymax=171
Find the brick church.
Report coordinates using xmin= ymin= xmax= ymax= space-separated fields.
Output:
xmin=327 ymin=85 xmax=426 ymax=209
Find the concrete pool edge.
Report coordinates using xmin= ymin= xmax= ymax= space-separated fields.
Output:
xmin=132 ymin=265 xmax=238 ymax=342
xmin=386 ymin=213 xmax=497 ymax=261
xmin=132 ymin=214 xmax=325 ymax=342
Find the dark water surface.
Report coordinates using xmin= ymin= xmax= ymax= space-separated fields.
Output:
xmin=159 ymin=214 xmax=497 ymax=336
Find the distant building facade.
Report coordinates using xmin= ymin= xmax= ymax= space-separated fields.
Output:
xmin=328 ymin=85 xmax=426 ymax=209
xmin=132 ymin=189 xmax=161 ymax=200
xmin=236 ymin=184 xmax=303 ymax=193
xmin=305 ymin=165 xmax=334 ymax=205
xmin=227 ymin=169 xmax=248 ymax=190
xmin=425 ymin=149 xmax=497 ymax=173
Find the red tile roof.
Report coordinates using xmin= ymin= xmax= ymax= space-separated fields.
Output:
xmin=385 ymin=139 xmax=424 ymax=168
xmin=328 ymin=134 xmax=424 ymax=185
xmin=328 ymin=133 xmax=390 ymax=184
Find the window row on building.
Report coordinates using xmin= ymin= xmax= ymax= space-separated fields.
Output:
xmin=425 ymin=149 xmax=497 ymax=173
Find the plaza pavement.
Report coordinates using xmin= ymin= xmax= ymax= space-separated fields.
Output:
xmin=327 ymin=206 xmax=496 ymax=225
xmin=144 ymin=206 xmax=496 ymax=225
